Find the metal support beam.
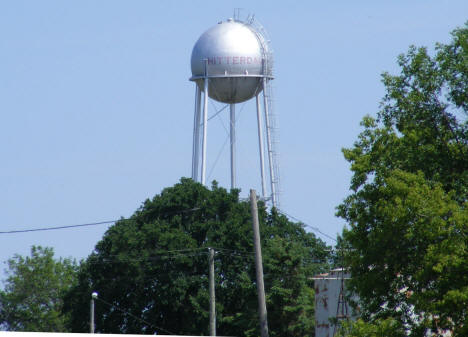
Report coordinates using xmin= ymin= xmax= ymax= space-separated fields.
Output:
xmin=192 ymin=85 xmax=201 ymax=181
xmin=201 ymin=60 xmax=209 ymax=185
xmin=256 ymin=94 xmax=267 ymax=198
xmin=230 ymin=104 xmax=236 ymax=189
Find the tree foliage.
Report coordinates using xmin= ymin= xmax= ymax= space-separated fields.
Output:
xmin=64 ymin=179 xmax=331 ymax=336
xmin=0 ymin=246 xmax=78 ymax=331
xmin=336 ymin=318 xmax=405 ymax=337
xmin=338 ymin=23 xmax=468 ymax=335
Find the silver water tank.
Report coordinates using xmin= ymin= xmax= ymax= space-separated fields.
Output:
xmin=190 ymin=19 xmax=272 ymax=104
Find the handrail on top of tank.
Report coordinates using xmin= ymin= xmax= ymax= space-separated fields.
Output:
xmin=189 ymin=74 xmax=274 ymax=81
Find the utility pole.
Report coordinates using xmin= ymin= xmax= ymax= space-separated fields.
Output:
xmin=250 ymin=189 xmax=269 ymax=337
xmin=209 ymin=248 xmax=216 ymax=336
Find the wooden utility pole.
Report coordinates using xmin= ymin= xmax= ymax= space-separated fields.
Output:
xmin=209 ymin=247 xmax=216 ymax=336
xmin=250 ymin=189 xmax=269 ymax=337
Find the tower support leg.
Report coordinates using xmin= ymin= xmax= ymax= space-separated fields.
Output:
xmin=192 ymin=85 xmax=201 ymax=181
xmin=230 ymin=103 xmax=236 ymax=189
xmin=256 ymin=94 xmax=267 ymax=198
xmin=201 ymin=68 xmax=209 ymax=185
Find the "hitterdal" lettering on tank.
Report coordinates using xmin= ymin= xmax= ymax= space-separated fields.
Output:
xmin=206 ymin=56 xmax=262 ymax=65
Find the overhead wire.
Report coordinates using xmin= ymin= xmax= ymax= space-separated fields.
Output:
xmin=83 ymin=246 xmax=330 ymax=269
xmin=83 ymin=251 xmax=328 ymax=336
xmin=0 ymin=201 xmax=336 ymax=246
xmin=0 ymin=207 xmax=336 ymax=248
xmin=276 ymin=208 xmax=337 ymax=242
xmin=0 ymin=220 xmax=116 ymax=234
xmin=95 ymin=296 xmax=175 ymax=335
xmin=0 ymin=207 xmax=200 ymax=235
xmin=87 ymin=252 xmax=210 ymax=265
xmin=85 ymin=247 xmax=254 ymax=266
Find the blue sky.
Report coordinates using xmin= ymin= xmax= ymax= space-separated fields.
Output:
xmin=1 ymin=1 xmax=467 ymax=275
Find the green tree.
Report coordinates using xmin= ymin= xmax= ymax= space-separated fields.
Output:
xmin=64 ymin=178 xmax=331 ymax=336
xmin=336 ymin=318 xmax=405 ymax=337
xmin=0 ymin=246 xmax=78 ymax=331
xmin=338 ymin=23 xmax=468 ymax=335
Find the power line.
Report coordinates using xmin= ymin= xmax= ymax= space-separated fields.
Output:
xmin=0 ymin=208 xmax=201 ymax=235
xmin=277 ymin=209 xmax=337 ymax=242
xmin=87 ymin=252 xmax=210 ymax=265
xmin=0 ymin=220 xmax=116 ymax=234
xmin=76 ymin=248 xmax=330 ymax=267
xmin=84 ymin=248 xmax=254 ymax=266
xmin=0 ymin=206 xmax=337 ymax=244
xmin=95 ymin=296 xmax=175 ymax=335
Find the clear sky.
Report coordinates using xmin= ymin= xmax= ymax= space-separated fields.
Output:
xmin=1 ymin=1 xmax=467 ymax=276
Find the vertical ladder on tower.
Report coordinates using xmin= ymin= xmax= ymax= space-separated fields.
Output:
xmin=263 ymin=79 xmax=281 ymax=207
xmin=244 ymin=15 xmax=281 ymax=207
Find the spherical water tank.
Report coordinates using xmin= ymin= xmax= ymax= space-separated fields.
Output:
xmin=190 ymin=19 xmax=272 ymax=104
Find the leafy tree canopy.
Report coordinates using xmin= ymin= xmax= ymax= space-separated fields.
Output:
xmin=338 ymin=23 xmax=468 ymax=335
xmin=336 ymin=318 xmax=405 ymax=337
xmin=64 ymin=178 xmax=332 ymax=336
xmin=0 ymin=246 xmax=78 ymax=331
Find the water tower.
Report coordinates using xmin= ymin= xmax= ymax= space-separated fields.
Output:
xmin=190 ymin=15 xmax=280 ymax=207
